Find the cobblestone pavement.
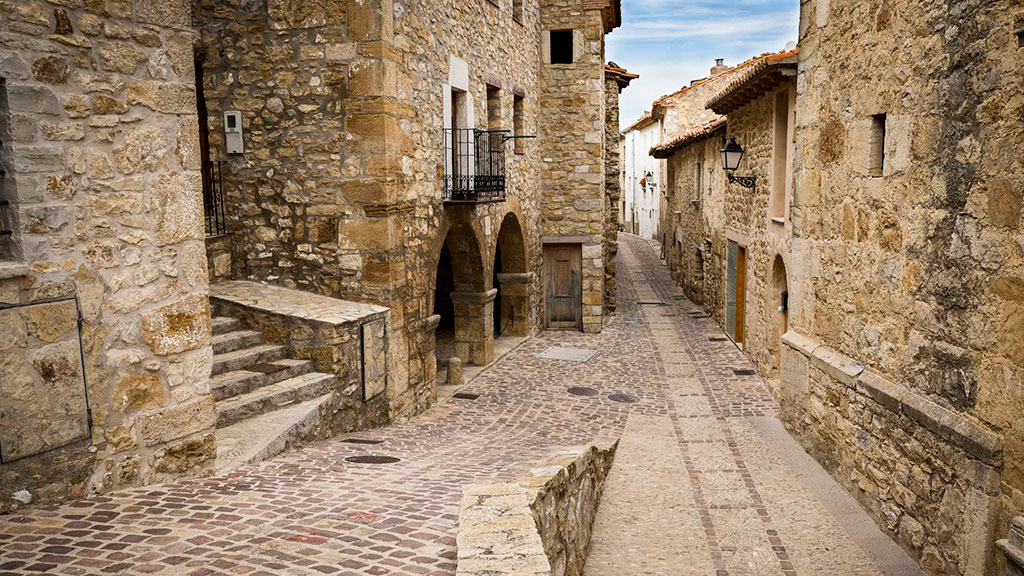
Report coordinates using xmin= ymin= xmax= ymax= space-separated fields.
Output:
xmin=1 ymin=235 xmax=895 ymax=576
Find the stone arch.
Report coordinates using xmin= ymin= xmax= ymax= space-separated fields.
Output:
xmin=431 ymin=219 xmax=492 ymax=368
xmin=493 ymin=211 xmax=529 ymax=338
xmin=769 ymin=254 xmax=790 ymax=379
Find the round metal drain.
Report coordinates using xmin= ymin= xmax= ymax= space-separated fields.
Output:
xmin=345 ymin=455 xmax=401 ymax=464
xmin=567 ymin=386 xmax=599 ymax=397
xmin=608 ymin=393 xmax=639 ymax=404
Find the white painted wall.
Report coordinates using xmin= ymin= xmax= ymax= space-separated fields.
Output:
xmin=622 ymin=120 xmax=663 ymax=240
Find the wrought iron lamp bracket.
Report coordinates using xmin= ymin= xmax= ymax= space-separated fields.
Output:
xmin=727 ymin=173 xmax=757 ymax=190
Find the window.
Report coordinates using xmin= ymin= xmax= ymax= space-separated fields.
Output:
xmin=694 ymin=162 xmax=702 ymax=206
xmin=513 ymin=0 xmax=523 ymax=23
xmin=770 ymin=89 xmax=791 ymax=219
xmin=549 ymin=30 xmax=573 ymax=64
xmin=486 ymin=84 xmax=501 ymax=130
xmin=869 ymin=113 xmax=886 ymax=177
xmin=513 ymin=93 xmax=525 ymax=155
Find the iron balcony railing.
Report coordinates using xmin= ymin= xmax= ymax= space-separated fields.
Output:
xmin=443 ymin=128 xmax=507 ymax=203
xmin=203 ymin=159 xmax=227 ymax=236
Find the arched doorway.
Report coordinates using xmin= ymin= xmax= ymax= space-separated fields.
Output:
xmin=770 ymin=255 xmax=789 ymax=378
xmin=493 ymin=213 xmax=529 ymax=338
xmin=432 ymin=222 xmax=490 ymax=368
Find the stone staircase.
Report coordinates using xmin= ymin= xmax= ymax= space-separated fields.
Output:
xmin=210 ymin=316 xmax=335 ymax=474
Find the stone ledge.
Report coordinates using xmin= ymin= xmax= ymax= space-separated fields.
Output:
xmin=450 ymin=289 xmax=498 ymax=304
xmin=998 ymin=517 xmax=1024 ymax=575
xmin=457 ymin=438 xmax=618 ymax=576
xmin=211 ymin=280 xmax=388 ymax=327
xmin=783 ymin=331 xmax=1002 ymax=466
xmin=0 ymin=261 xmax=30 ymax=280
xmin=496 ymin=272 xmax=535 ymax=285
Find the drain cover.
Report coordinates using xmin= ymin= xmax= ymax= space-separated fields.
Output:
xmin=733 ymin=369 xmax=757 ymax=376
xmin=567 ymin=386 xmax=599 ymax=397
xmin=343 ymin=439 xmax=384 ymax=445
xmin=608 ymin=393 xmax=639 ymax=404
xmin=345 ymin=455 xmax=401 ymax=464
xmin=537 ymin=347 xmax=598 ymax=363
xmin=453 ymin=392 xmax=479 ymax=400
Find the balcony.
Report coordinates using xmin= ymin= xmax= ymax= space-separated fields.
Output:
xmin=443 ymin=128 xmax=507 ymax=204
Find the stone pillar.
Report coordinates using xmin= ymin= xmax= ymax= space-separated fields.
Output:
xmin=451 ymin=289 xmax=497 ymax=366
xmin=999 ymin=518 xmax=1024 ymax=576
xmin=496 ymin=272 xmax=534 ymax=337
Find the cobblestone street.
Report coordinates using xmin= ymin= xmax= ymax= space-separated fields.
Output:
xmin=1 ymin=235 xmax=918 ymax=576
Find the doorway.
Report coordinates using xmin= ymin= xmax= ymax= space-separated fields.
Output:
xmin=726 ymin=241 xmax=747 ymax=346
xmin=544 ymin=244 xmax=582 ymax=330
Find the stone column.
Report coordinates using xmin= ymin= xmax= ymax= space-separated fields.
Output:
xmin=451 ymin=289 xmax=497 ymax=366
xmin=496 ymin=272 xmax=534 ymax=337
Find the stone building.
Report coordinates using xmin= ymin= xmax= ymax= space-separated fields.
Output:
xmin=0 ymin=0 xmax=629 ymax=510
xmin=654 ymin=1 xmax=1024 ymax=573
xmin=620 ymin=112 xmax=660 ymax=239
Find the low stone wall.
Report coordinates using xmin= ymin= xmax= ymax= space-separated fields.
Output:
xmin=779 ymin=331 xmax=1003 ymax=575
xmin=210 ymin=281 xmax=391 ymax=435
xmin=457 ymin=439 xmax=618 ymax=576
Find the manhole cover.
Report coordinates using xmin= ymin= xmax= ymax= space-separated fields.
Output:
xmin=567 ymin=386 xmax=599 ymax=397
xmin=733 ymin=369 xmax=757 ymax=376
xmin=343 ymin=439 xmax=384 ymax=445
xmin=608 ymin=393 xmax=639 ymax=404
xmin=453 ymin=392 xmax=479 ymax=400
xmin=537 ymin=347 xmax=598 ymax=363
xmin=345 ymin=455 xmax=401 ymax=464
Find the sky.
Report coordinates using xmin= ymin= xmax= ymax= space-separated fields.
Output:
xmin=608 ymin=0 xmax=800 ymax=127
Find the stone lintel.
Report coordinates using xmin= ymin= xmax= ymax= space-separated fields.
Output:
xmin=450 ymin=289 xmax=498 ymax=305
xmin=787 ymin=331 xmax=1004 ymax=467
xmin=496 ymin=272 xmax=534 ymax=285
xmin=541 ymin=235 xmax=600 ymax=245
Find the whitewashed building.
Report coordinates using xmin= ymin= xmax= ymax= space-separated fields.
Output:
xmin=620 ymin=113 xmax=663 ymax=240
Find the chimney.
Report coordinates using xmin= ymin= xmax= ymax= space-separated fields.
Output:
xmin=711 ymin=58 xmax=728 ymax=76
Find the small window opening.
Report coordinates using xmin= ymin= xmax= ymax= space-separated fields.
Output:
xmin=513 ymin=94 xmax=525 ymax=155
xmin=0 ymin=78 xmax=18 ymax=260
xmin=869 ymin=113 xmax=886 ymax=177
xmin=486 ymin=85 xmax=501 ymax=131
xmin=770 ymin=89 xmax=791 ymax=219
xmin=550 ymin=30 xmax=573 ymax=64
xmin=513 ymin=0 xmax=523 ymax=23
xmin=694 ymin=161 xmax=702 ymax=206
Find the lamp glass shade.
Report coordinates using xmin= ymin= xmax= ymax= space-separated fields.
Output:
xmin=720 ymin=137 xmax=744 ymax=171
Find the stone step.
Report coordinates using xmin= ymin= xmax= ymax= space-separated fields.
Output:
xmin=210 ymin=358 xmax=315 ymax=402
xmin=212 ymin=316 xmax=242 ymax=336
xmin=211 ymin=330 xmax=264 ymax=355
xmin=216 ymin=372 xmax=336 ymax=428
xmin=214 ymin=393 xmax=332 ymax=475
xmin=212 ymin=344 xmax=287 ymax=376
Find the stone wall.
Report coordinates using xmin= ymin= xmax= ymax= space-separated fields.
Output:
xmin=0 ymin=0 xmax=216 ymax=511
xmin=781 ymin=331 xmax=1002 ymax=576
xmin=789 ymin=0 xmax=1023 ymax=572
xmin=456 ymin=439 xmax=618 ymax=576
xmin=602 ymin=66 xmax=635 ymax=314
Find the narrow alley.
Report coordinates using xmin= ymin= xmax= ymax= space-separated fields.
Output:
xmin=0 ymin=236 xmax=921 ymax=576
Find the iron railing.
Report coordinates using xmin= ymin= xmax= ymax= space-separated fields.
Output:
xmin=203 ymin=160 xmax=227 ymax=236
xmin=443 ymin=128 xmax=507 ymax=202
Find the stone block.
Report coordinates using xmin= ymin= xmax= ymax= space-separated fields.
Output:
xmin=268 ymin=0 xmax=327 ymax=29
xmin=338 ymin=217 xmax=400 ymax=251
xmin=362 ymin=319 xmax=387 ymax=400
xmin=152 ymin=172 xmax=204 ymax=246
xmin=113 ymin=372 xmax=167 ymax=411
xmin=136 ymin=0 xmax=191 ymax=29
xmin=137 ymin=397 xmax=215 ymax=447
xmin=141 ymin=293 xmax=211 ymax=356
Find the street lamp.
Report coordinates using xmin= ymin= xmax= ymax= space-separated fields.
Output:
xmin=720 ymin=137 xmax=757 ymax=190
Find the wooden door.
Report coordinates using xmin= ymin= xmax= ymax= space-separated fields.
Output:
xmin=735 ymin=245 xmax=747 ymax=346
xmin=544 ymin=244 xmax=582 ymax=330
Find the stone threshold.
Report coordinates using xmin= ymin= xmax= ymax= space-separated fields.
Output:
xmin=781 ymin=330 xmax=1002 ymax=466
xmin=210 ymin=280 xmax=388 ymax=327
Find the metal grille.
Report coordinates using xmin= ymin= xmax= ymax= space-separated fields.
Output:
xmin=203 ymin=159 xmax=227 ymax=236
xmin=443 ymin=128 xmax=507 ymax=202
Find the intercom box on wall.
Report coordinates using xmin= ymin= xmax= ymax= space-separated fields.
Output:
xmin=224 ymin=111 xmax=243 ymax=154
